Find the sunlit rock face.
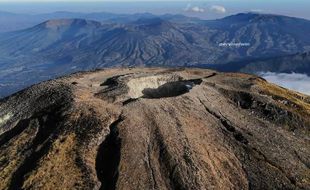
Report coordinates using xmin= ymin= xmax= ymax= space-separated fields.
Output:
xmin=0 ymin=113 xmax=12 ymax=127
xmin=0 ymin=68 xmax=309 ymax=190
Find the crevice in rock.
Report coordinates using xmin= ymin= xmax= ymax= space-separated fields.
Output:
xmin=199 ymin=97 xmax=297 ymax=187
xmin=147 ymin=138 xmax=157 ymax=190
xmin=8 ymin=110 xmax=63 ymax=190
xmin=220 ymin=119 xmax=236 ymax=133
xmin=204 ymin=73 xmax=217 ymax=79
xmin=150 ymin=107 xmax=199 ymax=190
xmin=250 ymin=147 xmax=298 ymax=187
xmin=154 ymin=127 xmax=186 ymax=190
xmin=0 ymin=119 xmax=30 ymax=147
xmin=233 ymin=132 xmax=249 ymax=144
xmin=198 ymin=98 xmax=248 ymax=145
xmin=144 ymin=112 xmax=187 ymax=190
xmin=122 ymin=98 xmax=138 ymax=106
xmin=218 ymin=88 xmax=307 ymax=130
xmin=96 ymin=116 xmax=123 ymax=190
xmin=232 ymin=91 xmax=254 ymax=109
xmin=293 ymin=150 xmax=309 ymax=168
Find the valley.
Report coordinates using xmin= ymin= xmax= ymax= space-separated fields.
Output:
xmin=0 ymin=12 xmax=310 ymax=98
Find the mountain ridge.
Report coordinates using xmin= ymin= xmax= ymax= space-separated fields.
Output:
xmin=39 ymin=18 xmax=102 ymax=29
xmin=1 ymin=12 xmax=310 ymax=98
xmin=206 ymin=51 xmax=310 ymax=75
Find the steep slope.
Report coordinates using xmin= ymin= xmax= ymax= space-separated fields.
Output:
xmin=2 ymin=13 xmax=310 ymax=64
xmin=0 ymin=19 xmax=102 ymax=55
xmin=0 ymin=17 xmax=200 ymax=65
xmin=0 ymin=18 xmax=106 ymax=98
xmin=203 ymin=13 xmax=310 ymax=58
xmin=0 ymin=11 xmax=144 ymax=33
xmin=1 ymin=13 xmax=310 ymax=98
xmin=240 ymin=51 xmax=310 ymax=75
xmin=209 ymin=51 xmax=310 ymax=75
xmin=0 ymin=68 xmax=309 ymax=190
xmin=0 ymin=18 xmax=203 ymax=98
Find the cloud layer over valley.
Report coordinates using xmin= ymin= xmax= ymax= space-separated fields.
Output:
xmin=260 ymin=72 xmax=310 ymax=95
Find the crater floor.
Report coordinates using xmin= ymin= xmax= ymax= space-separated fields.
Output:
xmin=0 ymin=68 xmax=309 ymax=190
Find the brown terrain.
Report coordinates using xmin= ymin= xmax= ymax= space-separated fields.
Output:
xmin=0 ymin=68 xmax=309 ymax=190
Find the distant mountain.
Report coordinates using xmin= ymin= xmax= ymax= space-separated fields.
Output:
xmin=0 ymin=18 xmax=204 ymax=67
xmin=0 ymin=11 xmax=199 ymax=33
xmin=204 ymin=51 xmax=310 ymax=76
xmin=0 ymin=13 xmax=310 ymax=97
xmin=241 ymin=51 xmax=310 ymax=74
xmin=0 ymin=11 xmax=139 ymax=32
xmin=204 ymin=13 xmax=310 ymax=56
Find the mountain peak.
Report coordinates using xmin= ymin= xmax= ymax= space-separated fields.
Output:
xmin=221 ymin=12 xmax=304 ymax=23
xmin=220 ymin=12 xmax=269 ymax=22
xmin=40 ymin=19 xmax=101 ymax=29
xmin=1 ymin=68 xmax=309 ymax=189
xmin=133 ymin=17 xmax=174 ymax=32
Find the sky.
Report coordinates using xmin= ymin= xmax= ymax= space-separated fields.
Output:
xmin=0 ymin=0 xmax=310 ymax=20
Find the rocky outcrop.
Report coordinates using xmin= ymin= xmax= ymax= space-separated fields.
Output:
xmin=0 ymin=68 xmax=309 ymax=190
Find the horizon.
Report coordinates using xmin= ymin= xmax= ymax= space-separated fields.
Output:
xmin=1 ymin=10 xmax=310 ymax=23
xmin=0 ymin=1 xmax=310 ymax=20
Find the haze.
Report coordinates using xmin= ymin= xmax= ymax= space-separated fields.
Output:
xmin=1 ymin=0 xmax=310 ymax=20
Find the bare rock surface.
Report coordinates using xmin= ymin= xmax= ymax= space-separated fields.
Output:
xmin=0 ymin=68 xmax=309 ymax=190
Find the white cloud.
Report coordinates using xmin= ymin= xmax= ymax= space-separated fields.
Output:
xmin=184 ymin=3 xmax=205 ymax=13
xmin=250 ymin=9 xmax=264 ymax=13
xmin=210 ymin=5 xmax=226 ymax=14
xmin=191 ymin=6 xmax=205 ymax=13
xmin=259 ymin=72 xmax=310 ymax=95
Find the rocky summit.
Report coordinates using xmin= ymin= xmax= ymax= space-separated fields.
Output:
xmin=0 ymin=68 xmax=309 ymax=190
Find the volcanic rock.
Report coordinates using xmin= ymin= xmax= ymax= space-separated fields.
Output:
xmin=0 ymin=68 xmax=309 ymax=190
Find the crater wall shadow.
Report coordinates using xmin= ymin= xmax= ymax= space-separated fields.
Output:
xmin=142 ymin=79 xmax=202 ymax=99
